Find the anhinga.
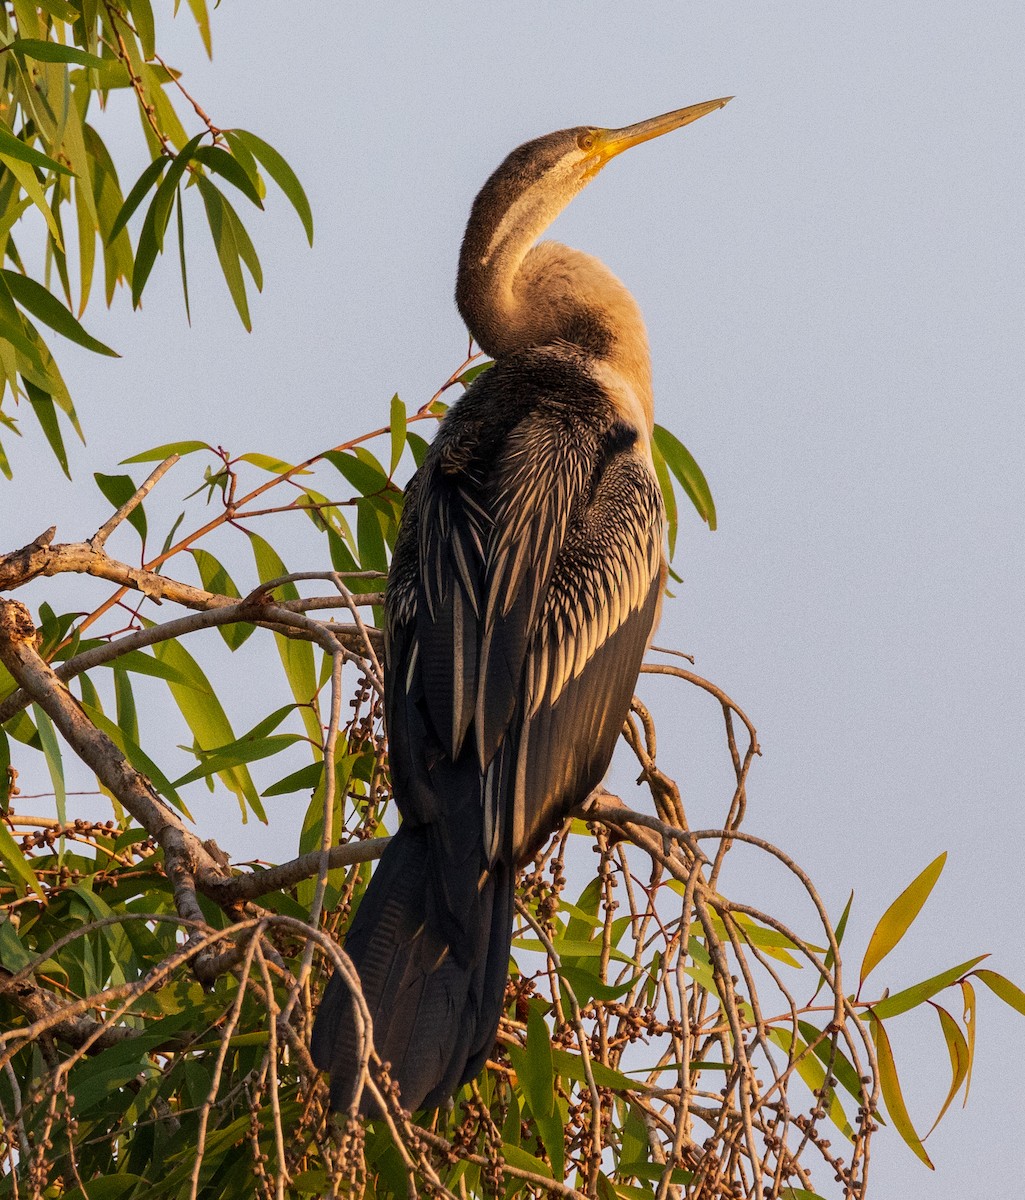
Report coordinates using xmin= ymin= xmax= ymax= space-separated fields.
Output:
xmin=311 ymin=97 xmax=730 ymax=1112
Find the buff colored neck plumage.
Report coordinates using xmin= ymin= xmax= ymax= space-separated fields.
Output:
xmin=457 ymin=182 xmax=655 ymax=436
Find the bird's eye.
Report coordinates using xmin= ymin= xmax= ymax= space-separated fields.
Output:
xmin=577 ymin=131 xmax=596 ymax=152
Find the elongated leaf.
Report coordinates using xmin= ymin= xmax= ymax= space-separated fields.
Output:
xmin=871 ymin=955 xmax=988 ymax=1019
xmin=32 ymin=703 xmax=66 ymax=825
xmin=926 ymin=1004 xmax=969 ymax=1136
xmin=501 ymin=1144 xmax=552 ymax=1180
xmin=652 ymin=424 xmax=716 ymax=530
xmin=2 ymin=270 xmax=118 ymax=356
xmin=767 ymin=1027 xmax=852 ymax=1138
xmin=229 ymin=128 xmax=313 ymax=243
xmin=101 ymin=649 xmax=195 ymax=687
xmin=649 ymin=433 xmax=678 ymax=558
xmin=94 ymin=472 xmax=146 ymax=539
xmin=973 ymin=968 xmax=1025 ymax=1017
xmin=185 ymin=0 xmax=213 ymax=57
xmin=0 ymin=731 xmax=10 ymax=809
xmin=860 ymin=852 xmax=946 ymax=987
xmin=173 ymin=733 xmax=301 ymax=786
xmin=325 ymin=449 xmax=389 ymax=496
xmin=0 ymin=126 xmax=73 ymax=176
xmin=869 ymin=1015 xmax=933 ymax=1167
xmin=175 ymin=186 xmax=190 ymax=322
xmin=388 ymin=393 xmax=406 ymax=474
xmin=190 ymin=547 xmax=252 ymax=650
xmin=237 ymin=452 xmax=301 ymax=474
xmin=814 ymin=890 xmax=854 ymax=1001
xmin=12 ymin=38 xmax=105 ymax=68
xmin=121 ymin=439 xmax=209 ymax=463
xmin=262 ymin=760 xmax=323 ymax=797
xmin=194 ymin=173 xmax=252 ymax=328
xmin=550 ymin=1048 xmax=635 ymax=1092
xmin=507 ymin=1002 xmax=555 ymax=1121
xmin=0 ymin=818 xmax=45 ymax=900
xmin=80 ymin=700 xmax=191 ymax=817
xmin=108 ymin=156 xmax=166 ymax=245
xmin=406 ymin=429 xmax=430 ymax=467
xmin=151 ymin=638 xmax=265 ymax=822
xmin=130 ymin=0 xmax=156 ymax=59
xmin=131 ymin=133 xmax=206 ymax=306
xmin=247 ymin=531 xmax=322 ymax=744
xmin=193 ymin=145 xmax=263 ymax=207
xmin=960 ymin=979 xmax=976 ymax=1103
xmin=24 ymin=384 xmax=70 ymax=478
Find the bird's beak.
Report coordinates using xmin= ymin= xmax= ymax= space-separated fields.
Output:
xmin=591 ymin=97 xmax=732 ymax=174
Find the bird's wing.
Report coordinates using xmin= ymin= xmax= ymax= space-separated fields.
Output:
xmin=386 ymin=406 xmax=664 ymax=863
xmin=476 ymin=418 xmax=666 ymax=863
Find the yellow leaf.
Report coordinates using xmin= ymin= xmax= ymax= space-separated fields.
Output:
xmin=860 ymin=852 xmax=946 ymax=987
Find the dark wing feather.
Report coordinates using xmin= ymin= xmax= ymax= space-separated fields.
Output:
xmin=478 ymin=441 xmax=665 ymax=862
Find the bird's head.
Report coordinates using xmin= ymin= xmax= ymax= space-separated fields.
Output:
xmin=466 ymin=98 xmax=732 ymax=272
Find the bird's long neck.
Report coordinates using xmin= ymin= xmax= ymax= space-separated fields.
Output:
xmin=457 ymin=199 xmax=654 ymax=430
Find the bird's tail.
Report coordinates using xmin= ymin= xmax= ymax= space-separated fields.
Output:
xmin=311 ymin=821 xmax=514 ymax=1113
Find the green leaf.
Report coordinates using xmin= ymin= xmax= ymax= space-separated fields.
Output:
xmin=652 ymin=424 xmax=716 ymax=530
xmin=80 ymin=700 xmax=191 ymax=818
xmin=101 ymin=649 xmax=196 ymax=687
xmin=860 ymin=852 xmax=946 ymax=987
xmin=869 ymin=1014 xmax=933 ymax=1168
xmin=550 ymin=1048 xmax=635 ymax=1092
xmin=121 ymin=439 xmax=209 ymax=463
xmin=24 ymin=383 xmax=70 ymax=478
xmin=11 ymin=38 xmax=106 ymax=68
xmin=185 ymin=0 xmax=213 ymax=57
xmin=558 ymin=963 xmax=640 ymax=1008
xmin=650 ymin=433 xmax=678 ymax=558
xmin=151 ymin=638 xmax=265 ymax=822
xmin=130 ymin=0 xmax=156 ymax=59
xmin=324 ymin=449 xmax=390 ymax=496
xmin=388 ymin=393 xmax=406 ymax=474
xmin=175 ymin=186 xmax=190 ymax=322
xmin=406 ymin=429 xmax=430 ymax=467
xmin=94 ymin=472 xmax=147 ymax=539
xmin=973 ymin=968 xmax=1025 ymax=1017
xmin=131 ymin=133 xmax=206 ymax=307
xmin=237 ymin=452 xmax=301 ymax=474
xmin=926 ymin=1004 xmax=969 ymax=1136
xmin=2 ymin=270 xmax=118 ymax=357
xmin=32 ymin=704 xmax=66 ymax=825
xmin=501 ymin=1144 xmax=552 ymax=1181
xmin=0 ymin=731 xmax=10 ymax=810
xmin=514 ymin=1002 xmax=554 ymax=1120
xmin=173 ymin=734 xmax=300 ymax=786
xmin=766 ymin=1027 xmax=853 ymax=1138
xmin=108 ymin=156 xmax=167 ymax=245
xmin=0 ymin=126 xmax=73 ymax=176
xmin=247 ymin=531 xmax=322 ymax=745
xmin=190 ymin=548 xmax=252 ymax=650
xmin=228 ymin=128 xmax=313 ymax=244
xmin=814 ymin=890 xmax=854 ymax=1001
xmin=459 ymin=359 xmax=495 ymax=386
xmin=0 ymin=818 xmax=45 ymax=900
xmin=194 ymin=173 xmax=254 ymax=328
xmin=871 ymin=955 xmax=988 ymax=1019
xmin=193 ymin=145 xmax=263 ymax=208
xmin=262 ymin=760 xmax=323 ymax=797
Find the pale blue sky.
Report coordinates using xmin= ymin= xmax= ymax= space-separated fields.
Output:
xmin=5 ymin=2 xmax=1023 ymax=1195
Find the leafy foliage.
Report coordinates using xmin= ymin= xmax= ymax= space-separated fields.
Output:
xmin=0 ymin=1 xmax=310 ymax=477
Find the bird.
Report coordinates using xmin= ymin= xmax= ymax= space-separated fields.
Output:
xmin=311 ymin=97 xmax=730 ymax=1113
